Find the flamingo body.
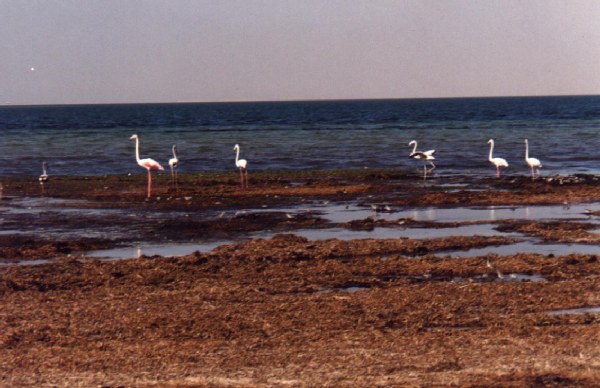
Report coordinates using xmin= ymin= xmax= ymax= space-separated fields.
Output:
xmin=130 ymin=134 xmax=164 ymax=198
xmin=169 ymin=145 xmax=178 ymax=169
xmin=138 ymin=158 xmax=164 ymax=171
xmin=39 ymin=161 xmax=48 ymax=183
xmin=488 ymin=139 xmax=508 ymax=177
xmin=236 ymin=158 xmax=247 ymax=170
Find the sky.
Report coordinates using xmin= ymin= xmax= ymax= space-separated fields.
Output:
xmin=1 ymin=0 xmax=599 ymax=105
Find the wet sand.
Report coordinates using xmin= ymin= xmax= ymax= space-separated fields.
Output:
xmin=2 ymin=170 xmax=600 ymax=386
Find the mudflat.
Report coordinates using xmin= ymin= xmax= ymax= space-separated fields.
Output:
xmin=1 ymin=170 xmax=600 ymax=386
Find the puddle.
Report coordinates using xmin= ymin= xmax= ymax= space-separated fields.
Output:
xmin=547 ymin=306 xmax=600 ymax=315
xmin=0 ymin=259 xmax=52 ymax=267
xmin=453 ymin=273 xmax=545 ymax=283
xmin=315 ymin=285 xmax=371 ymax=294
xmin=339 ymin=286 xmax=370 ymax=292
xmin=278 ymin=223 xmax=515 ymax=241
xmin=291 ymin=202 xmax=600 ymax=224
xmin=86 ymin=240 xmax=232 ymax=260
xmin=0 ymin=197 xmax=97 ymax=215
xmin=442 ymin=241 xmax=600 ymax=258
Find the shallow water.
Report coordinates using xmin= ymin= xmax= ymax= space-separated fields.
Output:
xmin=547 ymin=306 xmax=600 ymax=315
xmin=278 ymin=223 xmax=514 ymax=241
xmin=0 ymin=258 xmax=51 ymax=267
xmin=84 ymin=223 xmax=511 ymax=260
xmin=304 ymin=202 xmax=600 ymax=224
xmin=86 ymin=240 xmax=230 ymax=260
xmin=4 ymin=194 xmax=600 ymax=262
xmin=452 ymin=273 xmax=545 ymax=283
xmin=441 ymin=241 xmax=600 ymax=258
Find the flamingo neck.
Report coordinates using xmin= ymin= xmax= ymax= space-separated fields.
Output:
xmin=235 ymin=147 xmax=240 ymax=164
xmin=411 ymin=142 xmax=417 ymax=154
xmin=525 ymin=141 xmax=529 ymax=160
xmin=172 ymin=145 xmax=177 ymax=159
xmin=42 ymin=164 xmax=47 ymax=175
xmin=134 ymin=137 xmax=141 ymax=162
xmin=488 ymin=141 xmax=494 ymax=161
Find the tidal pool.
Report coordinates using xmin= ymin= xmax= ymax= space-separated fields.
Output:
xmin=547 ymin=306 xmax=600 ymax=315
xmin=86 ymin=240 xmax=231 ymax=260
xmin=442 ymin=241 xmax=600 ymax=258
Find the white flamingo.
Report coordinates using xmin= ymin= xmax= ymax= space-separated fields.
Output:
xmin=524 ymin=139 xmax=542 ymax=179
xmin=39 ymin=161 xmax=48 ymax=184
xmin=487 ymin=139 xmax=508 ymax=177
xmin=168 ymin=144 xmax=179 ymax=189
xmin=408 ymin=140 xmax=436 ymax=179
xmin=130 ymin=134 xmax=164 ymax=198
xmin=233 ymin=144 xmax=248 ymax=189
xmin=39 ymin=161 xmax=48 ymax=195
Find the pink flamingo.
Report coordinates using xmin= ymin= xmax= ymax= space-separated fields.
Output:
xmin=130 ymin=134 xmax=164 ymax=198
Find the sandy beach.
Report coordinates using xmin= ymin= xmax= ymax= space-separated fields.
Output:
xmin=2 ymin=169 xmax=600 ymax=386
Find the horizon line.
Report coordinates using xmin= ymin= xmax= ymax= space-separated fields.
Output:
xmin=3 ymin=93 xmax=599 ymax=108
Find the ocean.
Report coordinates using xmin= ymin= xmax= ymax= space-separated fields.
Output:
xmin=1 ymin=95 xmax=600 ymax=177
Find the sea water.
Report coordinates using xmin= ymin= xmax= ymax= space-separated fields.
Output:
xmin=1 ymin=96 xmax=600 ymax=177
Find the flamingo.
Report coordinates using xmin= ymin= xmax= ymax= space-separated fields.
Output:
xmin=168 ymin=144 xmax=179 ymax=190
xmin=487 ymin=139 xmax=508 ymax=177
xmin=524 ymin=139 xmax=542 ymax=179
xmin=38 ymin=161 xmax=48 ymax=195
xmin=233 ymin=144 xmax=248 ymax=189
xmin=408 ymin=140 xmax=436 ymax=179
xmin=130 ymin=134 xmax=164 ymax=198
xmin=39 ymin=161 xmax=48 ymax=184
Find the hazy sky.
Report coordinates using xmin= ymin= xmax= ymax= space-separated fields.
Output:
xmin=2 ymin=0 xmax=599 ymax=104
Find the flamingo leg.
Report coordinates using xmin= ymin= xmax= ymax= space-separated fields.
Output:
xmin=423 ymin=165 xmax=427 ymax=180
xmin=239 ymin=168 xmax=245 ymax=189
xmin=244 ymin=169 xmax=249 ymax=189
xmin=147 ymin=169 xmax=152 ymax=198
xmin=496 ymin=166 xmax=500 ymax=178
xmin=175 ymin=168 xmax=178 ymax=192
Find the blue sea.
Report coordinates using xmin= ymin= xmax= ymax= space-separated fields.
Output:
xmin=1 ymin=95 xmax=600 ymax=177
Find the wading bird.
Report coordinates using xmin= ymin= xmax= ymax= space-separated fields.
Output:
xmin=524 ymin=139 xmax=542 ymax=179
xmin=130 ymin=134 xmax=164 ymax=198
xmin=487 ymin=139 xmax=508 ymax=177
xmin=39 ymin=161 xmax=48 ymax=184
xmin=233 ymin=144 xmax=248 ymax=189
xmin=168 ymin=144 xmax=179 ymax=190
xmin=39 ymin=161 xmax=48 ymax=195
xmin=408 ymin=140 xmax=436 ymax=179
